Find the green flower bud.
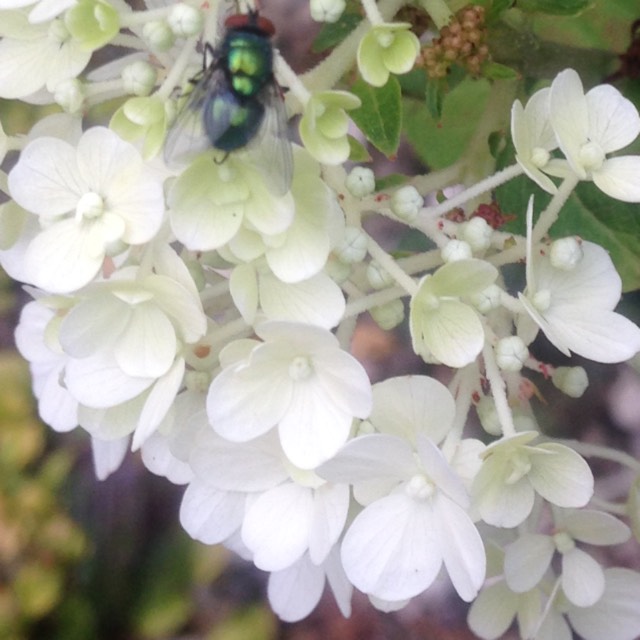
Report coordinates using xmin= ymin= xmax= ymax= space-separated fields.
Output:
xmin=65 ymin=0 xmax=120 ymax=50
xmin=143 ymin=20 xmax=176 ymax=52
xmin=366 ymin=260 xmax=394 ymax=290
xmin=168 ymin=4 xmax=203 ymax=37
xmin=346 ymin=166 xmax=375 ymax=197
xmin=53 ymin=78 xmax=85 ymax=114
xmin=552 ymin=366 xmax=588 ymax=398
xmin=310 ymin=0 xmax=346 ymax=23
xmin=462 ymin=216 xmax=492 ymax=252
xmin=110 ymin=96 xmax=169 ymax=158
xmin=441 ymin=239 xmax=472 ymax=262
xmin=335 ymin=226 xmax=367 ymax=264
xmin=391 ymin=185 xmax=422 ymax=222
xmin=371 ymin=299 xmax=405 ymax=330
xmin=122 ymin=60 xmax=157 ymax=97
xmin=550 ymin=237 xmax=583 ymax=270
xmin=495 ymin=336 xmax=528 ymax=371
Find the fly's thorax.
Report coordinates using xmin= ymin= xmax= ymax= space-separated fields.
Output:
xmin=223 ymin=29 xmax=274 ymax=98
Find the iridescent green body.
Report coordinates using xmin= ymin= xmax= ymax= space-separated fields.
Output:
xmin=203 ymin=17 xmax=275 ymax=151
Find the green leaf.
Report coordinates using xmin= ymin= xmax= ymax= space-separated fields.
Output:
xmin=425 ymin=78 xmax=445 ymax=119
xmin=347 ymin=135 xmax=372 ymax=162
xmin=350 ymin=76 xmax=402 ymax=158
xmin=482 ymin=61 xmax=520 ymax=80
xmin=486 ymin=0 xmax=515 ymax=24
xmin=403 ymin=77 xmax=491 ymax=169
xmin=518 ymin=0 xmax=592 ymax=15
xmin=375 ymin=173 xmax=407 ymax=191
xmin=311 ymin=8 xmax=362 ymax=53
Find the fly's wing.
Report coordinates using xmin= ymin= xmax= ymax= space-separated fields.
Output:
xmin=239 ymin=82 xmax=293 ymax=196
xmin=163 ymin=65 xmax=223 ymax=168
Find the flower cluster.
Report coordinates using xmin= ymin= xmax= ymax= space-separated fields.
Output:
xmin=1 ymin=0 xmax=640 ymax=637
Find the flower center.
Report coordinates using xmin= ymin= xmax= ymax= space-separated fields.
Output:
xmin=579 ymin=141 xmax=605 ymax=172
xmin=504 ymin=451 xmax=532 ymax=484
xmin=532 ymin=289 xmax=551 ymax=311
xmin=377 ymin=31 xmax=394 ymax=48
xmin=531 ymin=146 xmax=550 ymax=168
xmin=553 ymin=531 xmax=575 ymax=554
xmin=76 ymin=191 xmax=105 ymax=221
xmin=405 ymin=473 xmax=435 ymax=500
xmin=289 ymin=355 xmax=313 ymax=381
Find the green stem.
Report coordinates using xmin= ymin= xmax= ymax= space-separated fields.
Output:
xmin=365 ymin=233 xmax=419 ymax=296
xmin=556 ymin=439 xmax=640 ymax=473
xmin=418 ymin=0 xmax=453 ymax=30
xmin=482 ymin=338 xmax=516 ymax=437
xmin=531 ymin=173 xmax=579 ymax=243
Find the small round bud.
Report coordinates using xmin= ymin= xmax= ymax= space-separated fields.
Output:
xmin=441 ymin=239 xmax=472 ymax=262
xmin=366 ymin=261 xmax=394 ymax=290
xmin=346 ymin=166 xmax=376 ymax=197
xmin=53 ymin=78 xmax=85 ymax=114
xmin=370 ymin=299 xmax=405 ymax=330
xmin=552 ymin=366 xmax=588 ymax=398
xmin=310 ymin=0 xmax=346 ymax=23
xmin=122 ymin=60 xmax=157 ymax=96
xmin=168 ymin=3 xmax=203 ymax=37
xmin=143 ymin=20 xmax=176 ymax=52
xmin=391 ymin=185 xmax=422 ymax=222
xmin=334 ymin=226 xmax=368 ymax=264
xmin=495 ymin=336 xmax=529 ymax=371
xmin=324 ymin=255 xmax=352 ymax=283
xmin=462 ymin=216 xmax=492 ymax=252
xmin=550 ymin=237 xmax=583 ymax=271
xmin=470 ymin=284 xmax=502 ymax=313
xmin=476 ymin=396 xmax=501 ymax=436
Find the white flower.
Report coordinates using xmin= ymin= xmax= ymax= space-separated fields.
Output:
xmin=319 ymin=376 xmax=486 ymax=603
xmin=549 ymin=68 xmax=640 ymax=202
xmin=511 ymin=87 xmax=559 ymax=194
xmin=504 ymin=510 xmax=630 ymax=607
xmin=182 ymin=427 xmax=350 ymax=572
xmin=471 ymin=431 xmax=594 ymax=528
xmin=8 ymin=127 xmax=165 ymax=293
xmin=409 ymin=259 xmax=498 ymax=367
xmin=207 ymin=321 xmax=372 ymax=469
xmin=0 ymin=12 xmax=90 ymax=99
xmin=519 ymin=231 xmax=640 ymax=363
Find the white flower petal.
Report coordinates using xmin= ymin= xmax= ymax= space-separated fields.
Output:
xmin=563 ymin=509 xmax=631 ymax=546
xmin=504 ymin=533 xmax=554 ymax=592
xmin=468 ymin=582 xmax=518 ymax=640
xmin=370 ymin=376 xmax=455 ymax=445
xmin=317 ymin=434 xmax=415 ymax=484
xmin=561 ymin=547 xmax=605 ymax=607
xmin=65 ymin=352 xmax=154 ymax=408
xmin=278 ymin=379 xmax=353 ymax=469
xmin=268 ymin=553 xmax=326 ymax=622
xmin=417 ymin=299 xmax=485 ymax=368
xmin=567 ymin=568 xmax=640 ymax=640
xmin=308 ymin=483 xmax=350 ymax=565
xmin=141 ymin=430 xmax=193 ymax=484
xmin=179 ymin=481 xmax=245 ymax=544
xmin=36 ymin=362 xmax=79 ymax=432
xmin=586 ymin=84 xmax=640 ymax=153
xmin=115 ymin=303 xmax=176 ymax=378
xmin=90 ymin=435 xmax=129 ymax=480
xmin=207 ymin=362 xmax=291 ymax=441
xmin=8 ymin=136 xmax=82 ymax=214
xmin=242 ymin=483 xmax=314 ymax=571
xmin=340 ymin=493 xmax=441 ymax=601
xmin=132 ymin=357 xmax=184 ymax=450
xmin=230 ymin=263 xmax=259 ymax=325
xmin=529 ymin=443 xmax=594 ymax=507
xmin=259 ymin=272 xmax=346 ymax=329
xmin=593 ymin=156 xmax=640 ymax=202
xmin=434 ymin=493 xmax=485 ymax=601
xmin=25 ymin=219 xmax=105 ymax=293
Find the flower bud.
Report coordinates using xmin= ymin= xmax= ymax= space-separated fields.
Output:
xmin=122 ymin=60 xmax=157 ymax=96
xmin=335 ymin=226 xmax=368 ymax=264
xmin=550 ymin=237 xmax=583 ymax=270
xmin=370 ymin=299 xmax=405 ymax=330
xmin=54 ymin=78 xmax=85 ymax=114
xmin=324 ymin=256 xmax=352 ymax=283
xmin=441 ymin=239 xmax=472 ymax=262
xmin=462 ymin=216 xmax=492 ymax=252
xmin=495 ymin=336 xmax=528 ymax=371
xmin=310 ymin=0 xmax=346 ymax=23
xmin=470 ymin=284 xmax=502 ymax=313
xmin=391 ymin=185 xmax=422 ymax=222
xmin=366 ymin=260 xmax=394 ymax=289
xmin=168 ymin=3 xmax=203 ymax=37
xmin=143 ymin=20 xmax=176 ymax=52
xmin=346 ymin=166 xmax=375 ymax=197
xmin=552 ymin=366 xmax=588 ymax=398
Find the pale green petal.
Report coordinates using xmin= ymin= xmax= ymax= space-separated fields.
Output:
xmin=561 ymin=547 xmax=605 ymax=607
xmin=593 ymin=156 xmax=640 ymax=202
xmin=504 ymin=533 xmax=554 ymax=592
